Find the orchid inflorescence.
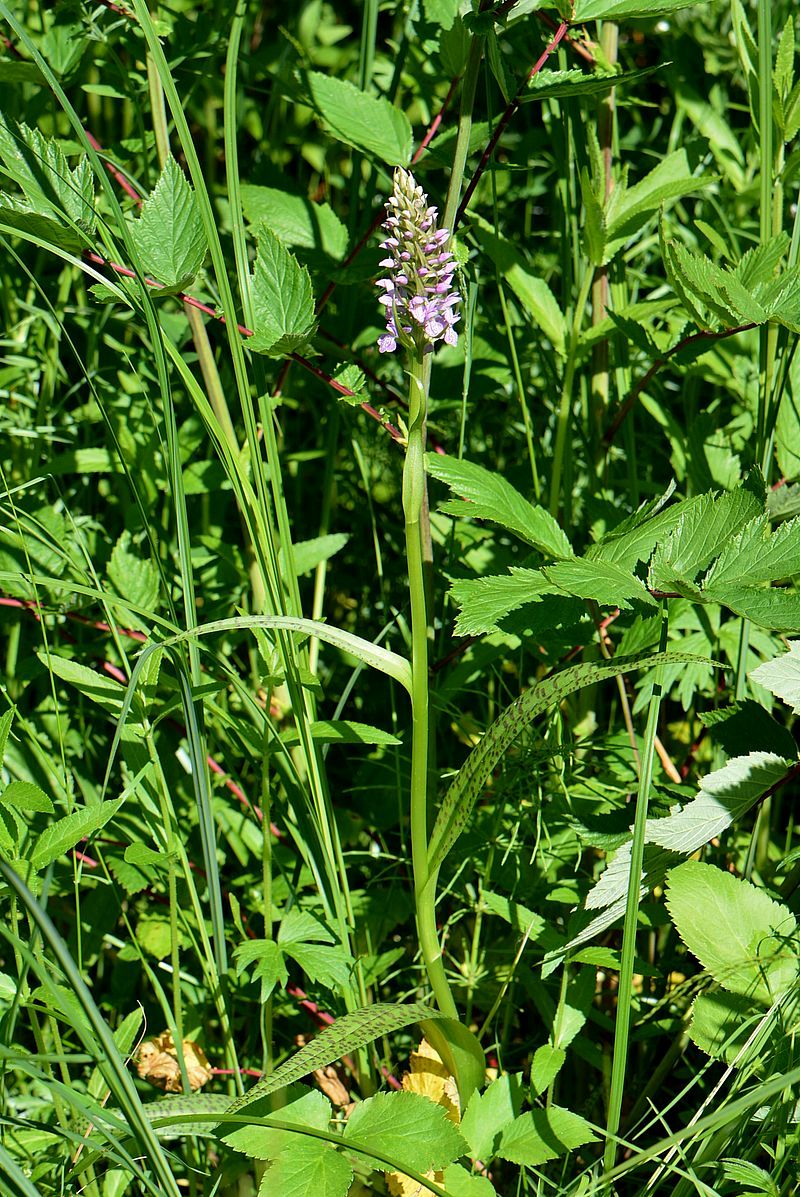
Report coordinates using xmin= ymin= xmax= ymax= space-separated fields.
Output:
xmin=376 ymin=167 xmax=461 ymax=355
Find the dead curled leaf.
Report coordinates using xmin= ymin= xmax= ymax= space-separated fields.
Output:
xmin=387 ymin=1038 xmax=460 ymax=1197
xmin=135 ymin=1031 xmax=212 ymax=1093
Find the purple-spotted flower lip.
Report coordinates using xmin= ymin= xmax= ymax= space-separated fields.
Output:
xmin=376 ymin=167 xmax=460 ymax=355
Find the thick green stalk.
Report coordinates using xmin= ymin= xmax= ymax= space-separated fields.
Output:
xmin=404 ymin=354 xmax=458 ymax=1021
xmin=441 ymin=33 xmax=484 ymax=236
xmin=550 ymin=267 xmax=593 ymax=519
xmin=604 ymin=604 xmax=669 ymax=1170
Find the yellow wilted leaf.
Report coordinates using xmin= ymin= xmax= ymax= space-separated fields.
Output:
xmin=135 ymin=1031 xmax=212 ymax=1093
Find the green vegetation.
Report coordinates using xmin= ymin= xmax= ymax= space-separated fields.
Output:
xmin=1 ymin=0 xmax=800 ymax=1193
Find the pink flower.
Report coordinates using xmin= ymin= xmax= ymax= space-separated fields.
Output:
xmin=376 ymin=167 xmax=460 ymax=355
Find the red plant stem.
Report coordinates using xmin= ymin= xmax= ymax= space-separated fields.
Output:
xmin=456 ymin=21 xmax=569 ymax=227
xmin=602 ymin=322 xmax=758 ymax=448
xmin=83 ymin=251 xmax=405 ymax=440
xmin=84 ymin=131 xmax=143 ymax=205
xmin=412 ymin=74 xmax=460 ymax=165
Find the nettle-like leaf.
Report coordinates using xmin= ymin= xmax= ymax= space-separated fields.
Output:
xmin=426 ymin=452 xmax=572 ymax=557
xmin=249 ymin=224 xmax=317 ymax=357
xmin=666 ymin=861 xmax=799 ymax=1004
xmin=0 ymin=114 xmax=96 ymax=238
xmin=130 ymin=157 xmax=207 ymax=292
xmin=343 ymin=1091 xmax=467 ymax=1175
xmin=648 ymin=477 xmax=764 ymax=592
xmin=306 ymin=71 xmax=412 ymax=166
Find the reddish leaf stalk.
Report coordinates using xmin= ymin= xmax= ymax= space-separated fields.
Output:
xmin=456 ymin=21 xmax=569 ymax=226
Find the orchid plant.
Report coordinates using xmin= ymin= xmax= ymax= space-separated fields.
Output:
xmin=377 ymin=167 xmax=462 ymax=1021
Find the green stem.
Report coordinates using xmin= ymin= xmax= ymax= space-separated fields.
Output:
xmin=550 ymin=267 xmax=593 ymax=519
xmin=604 ymin=603 xmax=669 ymax=1171
xmin=441 ymin=33 xmax=484 ymax=236
xmin=404 ymin=353 xmax=458 ymax=1021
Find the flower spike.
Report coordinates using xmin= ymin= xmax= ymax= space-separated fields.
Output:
xmin=376 ymin=167 xmax=461 ymax=355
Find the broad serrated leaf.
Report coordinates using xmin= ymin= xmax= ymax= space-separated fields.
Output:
xmin=0 ymin=116 xmax=95 ymax=232
xmin=703 ymin=515 xmax=800 ymax=590
xmin=344 ymin=1092 xmax=467 ymax=1174
xmin=426 ymin=453 xmax=572 ymax=557
xmin=130 ymin=157 xmax=206 ymax=291
xmin=249 ymin=224 xmax=317 ymax=356
xmin=29 ymin=799 xmax=124 ymax=871
xmin=449 ymin=569 xmax=556 ymax=636
xmin=307 ymin=72 xmax=411 ymax=166
xmin=256 ymin=1139 xmax=353 ymax=1197
xmin=460 ymin=1075 xmax=524 ymax=1160
xmin=496 ymin=1107 xmax=596 ymax=1167
xmin=223 ymin=1002 xmax=440 ymax=1117
xmin=0 ymin=196 xmax=88 ymax=251
xmin=666 ymin=861 xmax=799 ymax=1002
xmin=750 ymin=642 xmax=800 ymax=711
xmin=734 ymin=233 xmax=789 ymax=291
xmin=589 ymin=491 xmax=697 ymax=571
xmin=108 ymin=531 xmax=159 ymax=615
xmin=707 ymin=584 xmax=800 ymax=631
xmin=0 ymin=781 xmax=53 ymax=813
xmin=648 ymin=480 xmax=764 ymax=591
xmin=240 ymin=184 xmax=348 ymax=259
xmin=542 ymin=557 xmax=657 ymax=609
xmin=428 ymin=654 xmax=693 ymax=874
xmin=293 ymin=533 xmax=349 ymax=576
xmin=665 ymin=239 xmax=766 ymax=327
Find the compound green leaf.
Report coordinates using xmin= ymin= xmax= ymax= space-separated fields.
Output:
xmin=427 ymin=453 xmax=572 ymax=557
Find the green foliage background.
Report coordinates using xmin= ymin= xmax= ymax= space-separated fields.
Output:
xmin=1 ymin=0 xmax=800 ymax=1193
